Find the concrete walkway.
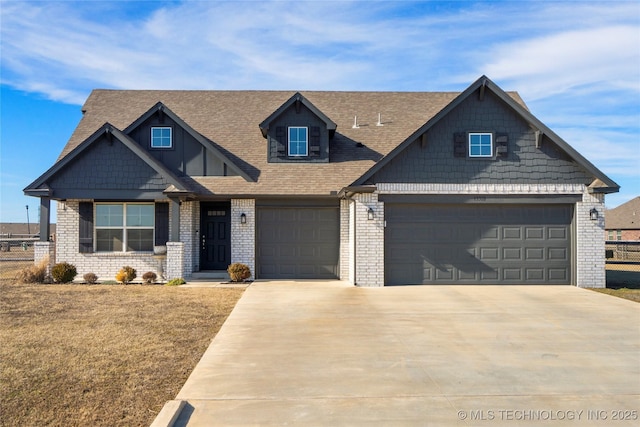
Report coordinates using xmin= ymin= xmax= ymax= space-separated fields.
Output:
xmin=156 ymin=281 xmax=640 ymax=426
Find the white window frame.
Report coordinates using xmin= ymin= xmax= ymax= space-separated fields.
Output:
xmin=151 ymin=126 xmax=172 ymax=149
xmin=468 ymin=132 xmax=493 ymax=158
xmin=95 ymin=203 xmax=155 ymax=252
xmin=288 ymin=126 xmax=308 ymax=157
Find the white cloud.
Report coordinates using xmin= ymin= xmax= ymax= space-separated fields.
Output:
xmin=480 ymin=26 xmax=640 ymax=100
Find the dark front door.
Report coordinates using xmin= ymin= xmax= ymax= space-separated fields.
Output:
xmin=200 ymin=203 xmax=231 ymax=270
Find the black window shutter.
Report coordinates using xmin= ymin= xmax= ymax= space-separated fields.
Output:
xmin=78 ymin=202 xmax=94 ymax=253
xmin=453 ymin=132 xmax=466 ymax=157
xmin=309 ymin=126 xmax=321 ymax=157
xmin=275 ymin=126 xmax=286 ymax=154
xmin=496 ymin=133 xmax=509 ymax=157
xmin=155 ymin=203 xmax=169 ymax=245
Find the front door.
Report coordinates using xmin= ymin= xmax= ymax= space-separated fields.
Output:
xmin=200 ymin=203 xmax=231 ymax=270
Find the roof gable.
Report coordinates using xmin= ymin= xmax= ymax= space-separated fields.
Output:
xmin=24 ymin=124 xmax=188 ymax=197
xmin=123 ymin=102 xmax=254 ymax=182
xmin=352 ymin=76 xmax=619 ymax=193
xmin=259 ymin=92 xmax=337 ymax=138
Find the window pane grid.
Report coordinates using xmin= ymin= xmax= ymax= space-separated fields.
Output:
xmin=151 ymin=127 xmax=172 ymax=148
xmin=288 ymin=127 xmax=308 ymax=156
xmin=95 ymin=203 xmax=154 ymax=252
xmin=469 ymin=133 xmax=493 ymax=157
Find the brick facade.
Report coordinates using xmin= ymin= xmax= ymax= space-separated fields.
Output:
xmin=231 ymin=199 xmax=256 ymax=278
xmin=576 ymin=192 xmax=606 ymax=288
xmin=352 ymin=193 xmax=384 ymax=287
xmin=179 ymin=201 xmax=198 ymax=278
xmin=339 ymin=199 xmax=351 ymax=283
xmin=55 ymin=200 xmax=168 ymax=282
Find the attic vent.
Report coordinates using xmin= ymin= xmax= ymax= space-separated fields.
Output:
xmin=352 ymin=115 xmax=360 ymax=129
xmin=376 ymin=113 xmax=384 ymax=127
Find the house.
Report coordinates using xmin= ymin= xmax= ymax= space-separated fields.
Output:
xmin=606 ymin=197 xmax=640 ymax=241
xmin=24 ymin=76 xmax=619 ymax=287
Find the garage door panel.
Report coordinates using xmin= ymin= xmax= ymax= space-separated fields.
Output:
xmin=526 ymin=227 xmax=544 ymax=239
xmin=257 ymin=207 xmax=339 ymax=279
xmin=503 ymin=227 xmax=522 ymax=239
xmin=481 ymin=227 xmax=500 ymax=239
xmin=480 ymin=247 xmax=499 ymax=260
xmin=548 ymin=247 xmax=568 ymax=261
xmin=525 ymin=268 xmax=544 ymax=281
xmin=503 ymin=247 xmax=522 ymax=260
xmin=548 ymin=227 xmax=568 ymax=240
xmin=549 ymin=269 xmax=568 ymax=281
xmin=385 ymin=204 xmax=572 ymax=285
xmin=526 ymin=248 xmax=545 ymax=260
xmin=504 ymin=268 xmax=522 ymax=280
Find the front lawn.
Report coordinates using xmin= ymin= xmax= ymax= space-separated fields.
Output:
xmin=0 ymin=282 xmax=243 ymax=426
xmin=590 ymin=267 xmax=640 ymax=303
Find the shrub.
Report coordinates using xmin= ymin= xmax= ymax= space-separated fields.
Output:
xmin=17 ymin=257 xmax=50 ymax=284
xmin=115 ymin=266 xmax=137 ymax=284
xmin=142 ymin=271 xmax=157 ymax=284
xmin=83 ymin=272 xmax=98 ymax=284
xmin=166 ymin=278 xmax=186 ymax=286
xmin=227 ymin=263 xmax=251 ymax=282
xmin=51 ymin=262 xmax=77 ymax=283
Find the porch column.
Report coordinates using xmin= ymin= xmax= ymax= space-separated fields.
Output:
xmin=39 ymin=197 xmax=51 ymax=241
xmin=169 ymin=198 xmax=180 ymax=242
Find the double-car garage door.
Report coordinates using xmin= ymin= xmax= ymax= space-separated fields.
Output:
xmin=257 ymin=206 xmax=339 ymax=279
xmin=385 ymin=204 xmax=573 ymax=285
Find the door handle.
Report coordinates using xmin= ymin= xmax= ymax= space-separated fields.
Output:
xmin=201 ymin=234 xmax=206 ymax=250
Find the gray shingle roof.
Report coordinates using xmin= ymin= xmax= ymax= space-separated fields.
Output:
xmin=60 ymin=89 xmax=527 ymax=196
xmin=606 ymin=197 xmax=640 ymax=230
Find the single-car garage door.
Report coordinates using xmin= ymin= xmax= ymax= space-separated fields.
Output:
xmin=385 ymin=204 xmax=572 ymax=285
xmin=257 ymin=206 xmax=339 ymax=279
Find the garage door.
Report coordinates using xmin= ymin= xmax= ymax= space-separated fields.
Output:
xmin=257 ymin=207 xmax=339 ymax=279
xmin=385 ymin=204 xmax=572 ymax=285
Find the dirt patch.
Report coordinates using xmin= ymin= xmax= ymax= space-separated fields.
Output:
xmin=0 ymin=282 xmax=243 ymax=426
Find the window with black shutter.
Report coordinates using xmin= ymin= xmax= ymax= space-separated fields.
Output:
xmin=78 ymin=202 xmax=94 ymax=253
xmin=155 ymin=203 xmax=169 ymax=245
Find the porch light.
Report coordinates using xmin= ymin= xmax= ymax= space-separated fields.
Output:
xmin=240 ymin=213 xmax=247 ymax=224
xmin=367 ymin=207 xmax=374 ymax=221
xmin=589 ymin=208 xmax=599 ymax=221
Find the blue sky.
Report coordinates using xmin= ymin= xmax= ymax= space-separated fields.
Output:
xmin=1 ymin=0 xmax=639 ymax=223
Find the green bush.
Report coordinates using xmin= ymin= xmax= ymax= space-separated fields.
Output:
xmin=227 ymin=263 xmax=251 ymax=282
xmin=166 ymin=278 xmax=186 ymax=286
xmin=83 ymin=272 xmax=98 ymax=284
xmin=115 ymin=266 xmax=137 ymax=284
xmin=142 ymin=271 xmax=157 ymax=284
xmin=51 ymin=262 xmax=77 ymax=283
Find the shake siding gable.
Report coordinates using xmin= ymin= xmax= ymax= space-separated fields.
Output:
xmin=370 ymin=90 xmax=594 ymax=185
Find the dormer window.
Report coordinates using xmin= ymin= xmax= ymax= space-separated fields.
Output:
xmin=288 ymin=127 xmax=308 ymax=156
xmin=151 ymin=127 xmax=172 ymax=148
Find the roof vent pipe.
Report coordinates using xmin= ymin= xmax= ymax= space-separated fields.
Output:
xmin=376 ymin=113 xmax=384 ymax=127
xmin=352 ymin=115 xmax=360 ymax=129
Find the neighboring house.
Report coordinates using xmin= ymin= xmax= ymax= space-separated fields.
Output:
xmin=24 ymin=76 xmax=618 ymax=287
xmin=606 ymin=197 xmax=640 ymax=241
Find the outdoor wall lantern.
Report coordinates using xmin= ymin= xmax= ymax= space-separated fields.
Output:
xmin=240 ymin=213 xmax=247 ymax=224
xmin=367 ymin=207 xmax=375 ymax=220
xmin=589 ymin=208 xmax=599 ymax=221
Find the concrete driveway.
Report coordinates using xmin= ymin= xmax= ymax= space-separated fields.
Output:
xmin=159 ymin=281 xmax=639 ymax=426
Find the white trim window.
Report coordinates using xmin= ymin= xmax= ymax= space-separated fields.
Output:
xmin=469 ymin=132 xmax=493 ymax=157
xmin=151 ymin=127 xmax=172 ymax=148
xmin=95 ymin=203 xmax=154 ymax=252
xmin=288 ymin=126 xmax=308 ymax=156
